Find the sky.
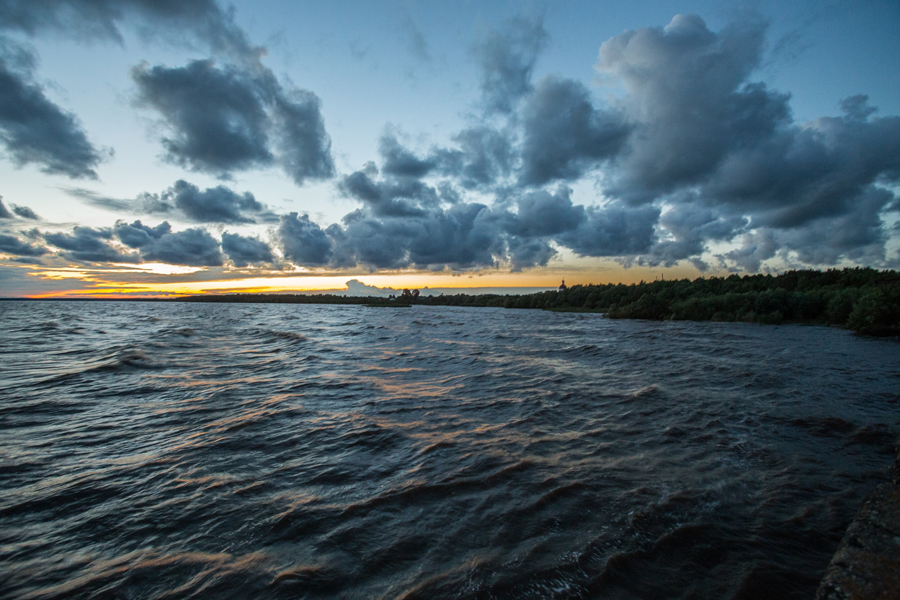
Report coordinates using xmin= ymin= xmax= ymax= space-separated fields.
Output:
xmin=0 ymin=0 xmax=898 ymax=297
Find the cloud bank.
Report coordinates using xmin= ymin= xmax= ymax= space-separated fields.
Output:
xmin=0 ymin=44 xmax=102 ymax=179
xmin=2 ymin=10 xmax=898 ymax=281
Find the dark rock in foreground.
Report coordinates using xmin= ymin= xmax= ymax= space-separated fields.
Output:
xmin=817 ymin=441 xmax=900 ymax=599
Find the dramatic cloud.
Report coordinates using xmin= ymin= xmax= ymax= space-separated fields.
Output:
xmin=0 ymin=48 xmax=101 ymax=179
xmin=379 ymin=132 xmax=437 ymax=179
xmin=337 ymin=201 xmax=503 ymax=270
xmin=700 ymin=109 xmax=900 ymax=229
xmin=133 ymin=59 xmax=333 ymax=183
xmin=221 ymin=232 xmax=274 ymax=267
xmin=519 ymin=76 xmax=630 ymax=186
xmin=277 ymin=212 xmax=333 ymax=267
xmin=138 ymin=227 xmax=224 ymax=266
xmin=598 ymin=14 xmax=789 ymax=201
xmin=10 ymin=204 xmax=38 ymax=219
xmin=557 ymin=202 xmax=660 ymax=258
xmin=44 ymin=226 xmax=137 ymax=263
xmin=339 ymin=168 xmax=438 ymax=217
xmin=721 ymin=230 xmax=778 ymax=273
xmin=776 ymin=186 xmax=896 ymax=266
xmin=67 ymin=181 xmax=276 ymax=223
xmin=114 ymin=220 xmax=171 ymax=248
xmin=272 ymin=14 xmax=898 ymax=275
xmin=5 ymin=8 xmax=898 ymax=278
xmin=109 ymin=219 xmax=225 ymax=266
xmin=378 ymin=127 xmax=514 ymax=190
xmin=577 ymin=13 xmax=900 ymax=270
xmin=132 ymin=60 xmax=272 ymax=174
xmin=270 ymin=90 xmax=334 ymax=185
xmin=505 ymin=187 xmax=584 ymax=238
xmin=0 ymin=0 xmax=259 ymax=62
xmin=646 ymin=203 xmax=748 ymax=269
xmin=472 ymin=16 xmax=547 ymax=113
xmin=142 ymin=179 xmax=273 ymax=224
xmin=435 ymin=127 xmax=513 ymax=189
xmin=0 ymin=233 xmax=47 ymax=256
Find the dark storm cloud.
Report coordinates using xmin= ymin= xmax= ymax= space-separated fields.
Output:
xmin=435 ymin=127 xmax=513 ymax=189
xmin=377 ymin=127 xmax=514 ymax=190
xmin=556 ymin=202 xmax=660 ymax=258
xmin=0 ymin=0 xmax=259 ymax=62
xmin=221 ymin=232 xmax=273 ymax=267
xmin=0 ymin=197 xmax=12 ymax=218
xmin=646 ymin=204 xmax=748 ymax=269
xmin=519 ymin=76 xmax=630 ymax=186
xmin=303 ymin=13 xmax=899 ymax=274
xmin=338 ymin=169 xmax=437 ymax=217
xmin=505 ymin=188 xmax=584 ymax=238
xmin=44 ymin=226 xmax=138 ymax=263
xmin=472 ymin=16 xmax=548 ymax=113
xmin=133 ymin=59 xmax=334 ymax=183
xmin=700 ymin=110 xmax=900 ymax=228
xmin=778 ymin=186 xmax=895 ymax=266
xmin=721 ymin=230 xmax=778 ymax=273
xmin=32 ymin=219 xmax=228 ymax=268
xmin=147 ymin=179 xmax=273 ymax=224
xmin=379 ymin=132 xmax=437 ymax=178
xmin=335 ymin=201 xmax=503 ymax=271
xmin=1 ymin=0 xmax=337 ymax=185
xmin=66 ymin=180 xmax=276 ymax=223
xmin=506 ymin=237 xmax=555 ymax=271
xmin=11 ymin=204 xmax=38 ymax=219
xmin=597 ymin=14 xmax=790 ymax=202
xmin=592 ymin=14 xmax=899 ymax=236
xmin=114 ymin=219 xmax=171 ymax=248
xmin=0 ymin=233 xmax=47 ymax=256
xmin=0 ymin=49 xmax=101 ymax=179
xmin=286 ymin=166 xmax=511 ymax=271
xmin=139 ymin=226 xmax=224 ymax=266
xmin=574 ymin=14 xmax=900 ymax=270
xmin=840 ymin=94 xmax=878 ymax=122
xmin=326 ymin=166 xmax=660 ymax=271
xmin=277 ymin=212 xmax=333 ymax=267
xmin=110 ymin=219 xmax=224 ymax=266
xmin=271 ymin=90 xmax=335 ymax=185
xmin=132 ymin=60 xmax=272 ymax=174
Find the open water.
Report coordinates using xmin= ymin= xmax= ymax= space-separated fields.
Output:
xmin=1 ymin=300 xmax=898 ymax=599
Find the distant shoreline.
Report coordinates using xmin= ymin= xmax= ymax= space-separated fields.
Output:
xmin=5 ymin=268 xmax=899 ymax=336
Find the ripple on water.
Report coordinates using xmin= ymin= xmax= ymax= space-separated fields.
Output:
xmin=0 ymin=301 xmax=898 ymax=600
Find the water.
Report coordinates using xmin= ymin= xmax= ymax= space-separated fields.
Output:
xmin=1 ymin=300 xmax=897 ymax=600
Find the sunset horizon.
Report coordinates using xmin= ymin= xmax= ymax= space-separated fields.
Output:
xmin=2 ymin=1 xmax=898 ymax=297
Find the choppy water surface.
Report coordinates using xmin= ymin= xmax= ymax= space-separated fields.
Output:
xmin=1 ymin=301 xmax=898 ymax=600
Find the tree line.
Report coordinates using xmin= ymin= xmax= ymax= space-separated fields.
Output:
xmin=178 ymin=268 xmax=900 ymax=335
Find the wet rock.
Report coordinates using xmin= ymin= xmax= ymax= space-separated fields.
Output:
xmin=817 ymin=440 xmax=900 ymax=600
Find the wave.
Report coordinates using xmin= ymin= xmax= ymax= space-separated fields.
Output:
xmin=2 ymin=301 xmax=898 ymax=600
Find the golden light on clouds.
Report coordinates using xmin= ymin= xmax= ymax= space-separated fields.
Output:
xmin=112 ymin=263 xmax=204 ymax=275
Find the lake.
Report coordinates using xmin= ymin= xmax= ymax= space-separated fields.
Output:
xmin=1 ymin=301 xmax=897 ymax=599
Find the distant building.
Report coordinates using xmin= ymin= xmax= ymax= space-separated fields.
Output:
xmin=558 ymin=280 xmax=567 ymax=291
